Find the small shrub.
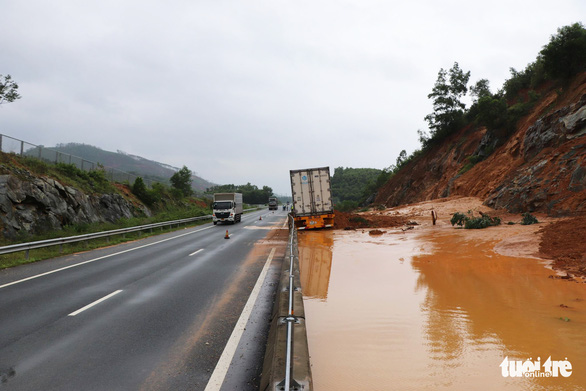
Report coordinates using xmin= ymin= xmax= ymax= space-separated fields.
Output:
xmin=450 ymin=212 xmax=468 ymax=226
xmin=451 ymin=211 xmax=501 ymax=229
xmin=520 ymin=212 xmax=539 ymax=225
xmin=464 ymin=215 xmax=501 ymax=229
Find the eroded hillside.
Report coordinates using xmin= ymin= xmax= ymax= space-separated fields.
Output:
xmin=375 ymin=73 xmax=586 ymax=216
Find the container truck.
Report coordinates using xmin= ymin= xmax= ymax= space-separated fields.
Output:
xmin=212 ymin=193 xmax=243 ymax=224
xmin=268 ymin=197 xmax=278 ymax=210
xmin=290 ymin=167 xmax=334 ymax=230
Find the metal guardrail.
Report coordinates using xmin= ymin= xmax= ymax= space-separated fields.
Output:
xmin=0 ymin=208 xmax=261 ymax=259
xmin=260 ymin=215 xmax=311 ymax=391
xmin=283 ymin=215 xmax=297 ymax=390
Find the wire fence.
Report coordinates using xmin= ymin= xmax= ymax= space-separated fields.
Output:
xmin=0 ymin=133 xmax=155 ymax=187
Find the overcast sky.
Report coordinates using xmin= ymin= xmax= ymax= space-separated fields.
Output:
xmin=1 ymin=1 xmax=584 ymax=194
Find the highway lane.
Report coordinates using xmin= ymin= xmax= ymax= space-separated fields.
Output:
xmin=0 ymin=208 xmax=290 ymax=390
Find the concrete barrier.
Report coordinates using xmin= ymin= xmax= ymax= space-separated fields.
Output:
xmin=260 ymin=222 xmax=313 ymax=390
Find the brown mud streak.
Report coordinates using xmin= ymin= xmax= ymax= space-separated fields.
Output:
xmin=139 ymin=225 xmax=288 ymax=391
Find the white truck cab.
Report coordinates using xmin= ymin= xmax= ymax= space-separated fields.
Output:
xmin=212 ymin=193 xmax=243 ymax=224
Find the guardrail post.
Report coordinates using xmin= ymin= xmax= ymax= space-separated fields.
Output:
xmin=20 ymin=141 xmax=24 ymax=156
xmin=25 ymin=249 xmax=29 ymax=260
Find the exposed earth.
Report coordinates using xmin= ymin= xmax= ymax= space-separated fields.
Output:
xmin=334 ymin=196 xmax=586 ymax=280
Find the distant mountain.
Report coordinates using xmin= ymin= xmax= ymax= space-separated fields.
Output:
xmin=33 ymin=143 xmax=215 ymax=192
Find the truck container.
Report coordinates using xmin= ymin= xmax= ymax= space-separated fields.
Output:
xmin=212 ymin=193 xmax=243 ymax=224
xmin=268 ymin=197 xmax=278 ymax=210
xmin=290 ymin=167 xmax=334 ymax=230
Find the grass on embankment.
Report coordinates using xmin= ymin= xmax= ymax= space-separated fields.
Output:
xmin=0 ymin=206 xmax=216 ymax=270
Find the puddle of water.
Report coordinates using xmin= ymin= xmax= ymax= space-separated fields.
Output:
xmin=298 ymin=228 xmax=586 ymax=391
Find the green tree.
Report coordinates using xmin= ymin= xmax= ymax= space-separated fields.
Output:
xmin=331 ymin=167 xmax=382 ymax=205
xmin=424 ymin=62 xmax=470 ymax=146
xmin=132 ymin=177 xmax=159 ymax=206
xmin=205 ymin=183 xmax=273 ymax=204
xmin=0 ymin=74 xmax=21 ymax=105
xmin=170 ymin=166 xmax=193 ymax=197
xmin=469 ymin=79 xmax=491 ymax=103
xmin=396 ymin=150 xmax=407 ymax=168
xmin=539 ymin=22 xmax=586 ymax=80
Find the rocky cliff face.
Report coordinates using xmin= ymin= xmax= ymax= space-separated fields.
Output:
xmin=375 ymin=73 xmax=586 ymax=216
xmin=0 ymin=167 xmax=146 ymax=239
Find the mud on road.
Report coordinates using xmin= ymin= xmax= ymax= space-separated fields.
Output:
xmin=335 ymin=196 xmax=586 ymax=281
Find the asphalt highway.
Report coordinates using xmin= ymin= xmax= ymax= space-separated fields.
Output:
xmin=0 ymin=208 xmax=289 ymax=390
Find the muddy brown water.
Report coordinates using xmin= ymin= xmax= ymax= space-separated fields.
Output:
xmin=298 ymin=227 xmax=586 ymax=391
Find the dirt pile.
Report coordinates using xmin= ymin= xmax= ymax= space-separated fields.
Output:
xmin=539 ymin=216 xmax=586 ymax=278
xmin=374 ymin=72 xmax=586 ymax=216
xmin=334 ymin=210 xmax=406 ymax=230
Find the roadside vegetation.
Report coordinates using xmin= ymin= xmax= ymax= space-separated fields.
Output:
xmin=205 ymin=183 xmax=274 ymax=204
xmin=0 ymin=155 xmax=214 ymax=268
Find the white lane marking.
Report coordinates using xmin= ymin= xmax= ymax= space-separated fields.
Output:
xmin=204 ymin=247 xmax=276 ymax=391
xmin=189 ymin=249 xmax=204 ymax=256
xmin=68 ymin=290 xmax=123 ymax=317
xmin=0 ymin=225 xmax=216 ymax=290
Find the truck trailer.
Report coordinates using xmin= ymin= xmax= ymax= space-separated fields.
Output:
xmin=290 ymin=167 xmax=334 ymax=230
xmin=212 ymin=193 xmax=243 ymax=224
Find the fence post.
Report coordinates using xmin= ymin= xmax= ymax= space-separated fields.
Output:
xmin=0 ymin=134 xmax=3 ymax=152
xmin=20 ymin=140 xmax=24 ymax=156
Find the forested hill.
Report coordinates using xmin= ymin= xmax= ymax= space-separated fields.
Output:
xmin=37 ymin=143 xmax=214 ymax=192
xmin=331 ymin=167 xmax=381 ymax=211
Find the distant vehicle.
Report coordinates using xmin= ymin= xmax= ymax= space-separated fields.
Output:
xmin=212 ymin=193 xmax=243 ymax=224
xmin=268 ymin=197 xmax=278 ymax=210
xmin=290 ymin=167 xmax=334 ymax=230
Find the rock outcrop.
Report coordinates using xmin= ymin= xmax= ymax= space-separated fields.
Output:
xmin=0 ymin=169 xmax=144 ymax=239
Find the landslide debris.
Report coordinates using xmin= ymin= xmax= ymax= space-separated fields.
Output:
xmin=539 ymin=216 xmax=586 ymax=278
xmin=334 ymin=210 xmax=405 ymax=230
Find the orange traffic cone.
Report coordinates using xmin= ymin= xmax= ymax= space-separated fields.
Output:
xmin=224 ymin=230 xmax=230 ymax=239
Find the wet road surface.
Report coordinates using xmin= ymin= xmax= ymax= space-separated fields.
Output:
xmin=0 ymin=209 xmax=289 ymax=390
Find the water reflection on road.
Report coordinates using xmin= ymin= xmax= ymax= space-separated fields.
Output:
xmin=299 ymin=227 xmax=586 ymax=391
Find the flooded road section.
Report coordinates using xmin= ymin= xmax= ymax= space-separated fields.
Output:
xmin=298 ymin=227 xmax=586 ymax=390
